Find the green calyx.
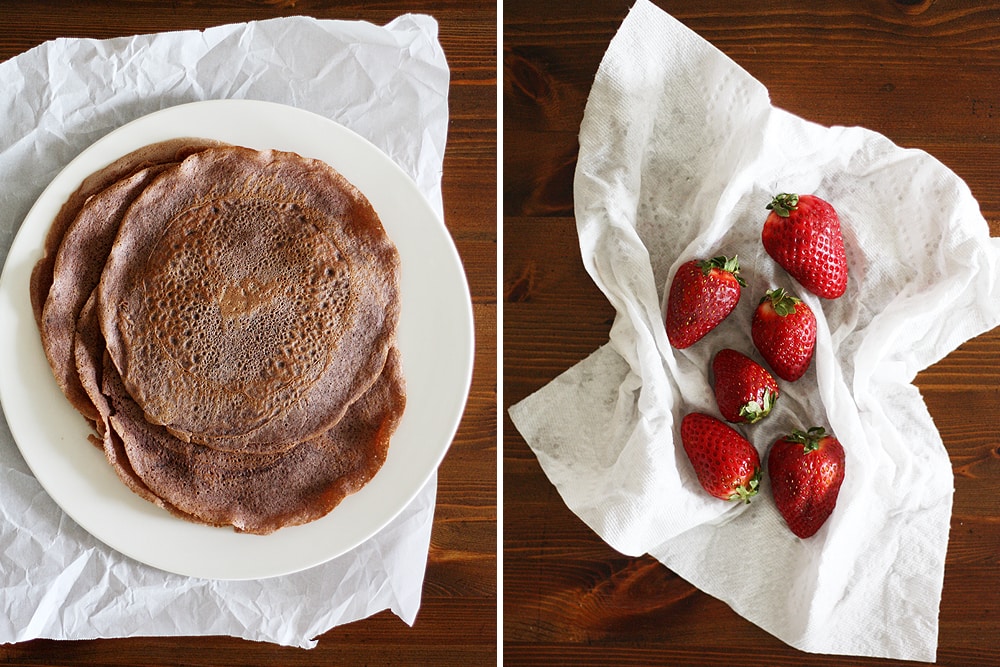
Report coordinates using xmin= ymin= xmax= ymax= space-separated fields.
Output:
xmin=767 ymin=193 xmax=800 ymax=217
xmin=787 ymin=426 xmax=828 ymax=453
xmin=740 ymin=388 xmax=778 ymax=424
xmin=697 ymin=255 xmax=748 ymax=287
xmin=728 ymin=467 xmax=761 ymax=503
xmin=761 ymin=287 xmax=802 ymax=316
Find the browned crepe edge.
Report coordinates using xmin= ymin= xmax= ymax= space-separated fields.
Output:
xmin=109 ymin=347 xmax=405 ymax=534
xmin=41 ymin=164 xmax=175 ymax=423
xmin=30 ymin=137 xmax=225 ymax=327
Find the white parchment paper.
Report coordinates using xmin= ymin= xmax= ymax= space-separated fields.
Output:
xmin=0 ymin=14 xmax=449 ymax=647
xmin=509 ymin=1 xmax=1000 ymax=661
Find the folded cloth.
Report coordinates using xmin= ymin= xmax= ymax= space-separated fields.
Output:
xmin=509 ymin=1 xmax=1000 ymax=661
xmin=0 ymin=14 xmax=448 ymax=648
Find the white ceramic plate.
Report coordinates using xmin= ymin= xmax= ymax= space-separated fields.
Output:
xmin=0 ymin=100 xmax=474 ymax=580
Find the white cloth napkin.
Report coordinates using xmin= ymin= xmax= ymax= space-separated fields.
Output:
xmin=0 ymin=14 xmax=449 ymax=648
xmin=509 ymin=1 xmax=1000 ymax=661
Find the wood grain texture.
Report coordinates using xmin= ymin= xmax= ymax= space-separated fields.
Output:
xmin=504 ymin=1 xmax=1000 ymax=666
xmin=0 ymin=1 xmax=496 ymax=665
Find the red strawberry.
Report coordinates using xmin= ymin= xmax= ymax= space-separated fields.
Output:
xmin=768 ymin=426 xmax=846 ymax=538
xmin=666 ymin=256 xmax=746 ymax=349
xmin=712 ymin=348 xmax=779 ymax=424
xmin=680 ymin=412 xmax=761 ymax=502
xmin=751 ymin=288 xmax=817 ymax=382
xmin=762 ymin=193 xmax=848 ymax=299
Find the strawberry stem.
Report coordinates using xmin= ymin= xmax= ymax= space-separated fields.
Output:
xmin=788 ymin=427 xmax=827 ymax=452
xmin=697 ymin=255 xmax=748 ymax=287
xmin=760 ymin=287 xmax=802 ymax=316
xmin=767 ymin=193 xmax=799 ymax=217
xmin=729 ymin=467 xmax=761 ymax=503
xmin=740 ymin=388 xmax=777 ymax=424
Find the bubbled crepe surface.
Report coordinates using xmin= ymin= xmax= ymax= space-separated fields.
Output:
xmin=34 ymin=138 xmax=223 ymax=425
xmin=33 ymin=140 xmax=405 ymax=535
xmin=42 ymin=165 xmax=175 ymax=425
xmin=99 ymin=146 xmax=400 ymax=451
xmin=31 ymin=138 xmax=224 ymax=326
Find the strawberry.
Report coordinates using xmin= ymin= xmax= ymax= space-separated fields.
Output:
xmin=762 ymin=193 xmax=848 ymax=299
xmin=665 ymin=256 xmax=746 ymax=349
xmin=768 ymin=426 xmax=846 ymax=538
xmin=751 ymin=288 xmax=817 ymax=382
xmin=680 ymin=412 xmax=761 ymax=502
xmin=712 ymin=348 xmax=779 ymax=424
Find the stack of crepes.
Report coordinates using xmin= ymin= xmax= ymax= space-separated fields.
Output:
xmin=30 ymin=138 xmax=405 ymax=535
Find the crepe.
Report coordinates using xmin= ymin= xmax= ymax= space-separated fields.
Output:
xmin=34 ymin=140 xmax=405 ymax=534
xmin=41 ymin=165 xmax=174 ymax=424
xmin=76 ymin=293 xmax=188 ymax=514
xmin=98 ymin=146 xmax=400 ymax=452
xmin=106 ymin=347 xmax=404 ymax=534
xmin=30 ymin=138 xmax=223 ymax=326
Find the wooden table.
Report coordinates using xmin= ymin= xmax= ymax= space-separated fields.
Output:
xmin=0 ymin=2 xmax=496 ymax=665
xmin=504 ymin=1 xmax=1000 ymax=665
